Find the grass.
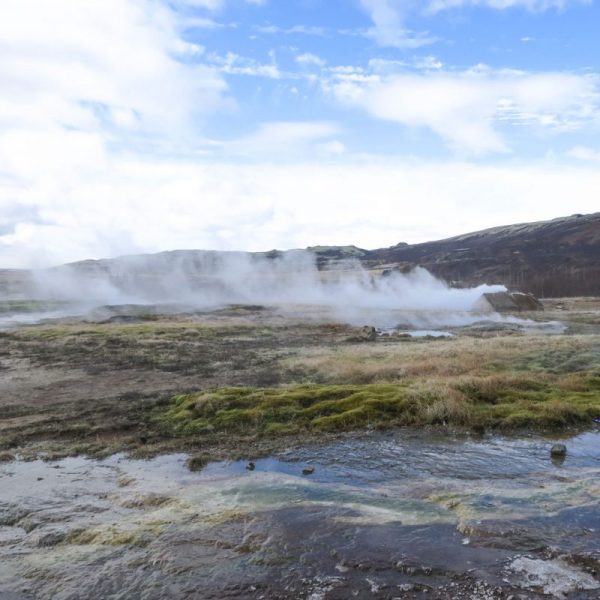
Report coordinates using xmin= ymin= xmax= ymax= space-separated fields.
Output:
xmin=3 ymin=322 xmax=279 ymax=377
xmin=0 ymin=300 xmax=72 ymax=314
xmin=164 ymin=373 xmax=600 ymax=435
xmin=282 ymin=335 xmax=600 ymax=383
xmin=3 ymin=307 xmax=599 ymax=460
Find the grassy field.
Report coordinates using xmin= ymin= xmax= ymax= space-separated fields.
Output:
xmin=0 ymin=301 xmax=599 ymax=461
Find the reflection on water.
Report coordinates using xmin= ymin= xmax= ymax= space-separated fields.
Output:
xmin=1 ymin=431 xmax=599 ymax=598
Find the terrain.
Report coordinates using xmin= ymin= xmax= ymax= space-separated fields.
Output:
xmin=0 ymin=294 xmax=600 ymax=600
xmin=1 ymin=236 xmax=600 ymax=598
xmin=367 ymin=213 xmax=600 ymax=297
xmin=1 ymin=299 xmax=600 ymax=599
xmin=0 ymin=300 xmax=598 ymax=463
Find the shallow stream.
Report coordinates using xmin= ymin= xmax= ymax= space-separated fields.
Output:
xmin=1 ymin=431 xmax=599 ymax=599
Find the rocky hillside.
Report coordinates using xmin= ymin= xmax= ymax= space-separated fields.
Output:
xmin=362 ymin=212 xmax=600 ymax=297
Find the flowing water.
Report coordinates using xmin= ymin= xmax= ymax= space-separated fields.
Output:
xmin=1 ymin=431 xmax=599 ymax=599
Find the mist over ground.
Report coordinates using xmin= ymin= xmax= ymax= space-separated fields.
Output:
xmin=27 ymin=250 xmax=503 ymax=310
xmin=0 ymin=250 xmax=529 ymax=330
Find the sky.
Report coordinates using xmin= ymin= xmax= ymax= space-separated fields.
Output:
xmin=1 ymin=0 xmax=599 ymax=268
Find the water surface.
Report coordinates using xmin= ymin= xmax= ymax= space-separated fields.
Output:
xmin=1 ymin=431 xmax=599 ymax=598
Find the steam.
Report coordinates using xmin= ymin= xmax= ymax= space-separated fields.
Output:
xmin=7 ymin=250 xmax=512 ymax=328
xmin=26 ymin=250 xmax=502 ymax=308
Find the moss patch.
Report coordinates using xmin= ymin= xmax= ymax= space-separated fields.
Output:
xmin=164 ymin=375 xmax=600 ymax=436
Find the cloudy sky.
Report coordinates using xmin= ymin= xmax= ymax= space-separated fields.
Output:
xmin=1 ymin=0 xmax=599 ymax=267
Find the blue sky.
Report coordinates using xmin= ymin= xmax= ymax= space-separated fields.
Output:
xmin=0 ymin=0 xmax=599 ymax=267
xmin=185 ymin=0 xmax=600 ymax=158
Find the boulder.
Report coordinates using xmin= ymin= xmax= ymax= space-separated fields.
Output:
xmin=359 ymin=326 xmax=377 ymax=341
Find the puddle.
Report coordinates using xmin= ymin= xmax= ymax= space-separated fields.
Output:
xmin=393 ymin=329 xmax=453 ymax=337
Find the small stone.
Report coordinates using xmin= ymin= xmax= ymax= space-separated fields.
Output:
xmin=550 ymin=443 xmax=567 ymax=457
xmin=302 ymin=466 xmax=315 ymax=475
xmin=246 ymin=461 xmax=255 ymax=471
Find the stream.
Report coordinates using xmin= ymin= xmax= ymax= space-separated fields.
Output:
xmin=1 ymin=431 xmax=599 ymax=599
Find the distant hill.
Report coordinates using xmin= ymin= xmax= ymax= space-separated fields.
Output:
xmin=363 ymin=212 xmax=600 ymax=297
xmin=1 ymin=213 xmax=599 ymax=298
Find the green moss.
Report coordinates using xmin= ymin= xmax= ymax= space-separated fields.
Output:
xmin=163 ymin=375 xmax=600 ymax=437
xmin=263 ymin=422 xmax=300 ymax=435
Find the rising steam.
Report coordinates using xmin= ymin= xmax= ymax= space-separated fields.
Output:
xmin=27 ymin=250 xmax=503 ymax=310
xmin=5 ymin=250 xmax=511 ymax=329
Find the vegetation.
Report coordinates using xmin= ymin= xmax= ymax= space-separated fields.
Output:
xmin=165 ymin=374 xmax=600 ymax=435
xmin=1 ymin=301 xmax=599 ymax=461
xmin=282 ymin=335 xmax=600 ymax=383
xmin=0 ymin=300 xmax=71 ymax=314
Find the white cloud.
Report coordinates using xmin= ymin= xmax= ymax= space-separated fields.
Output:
xmin=178 ymin=0 xmax=224 ymax=8
xmin=256 ymin=24 xmax=326 ymax=36
xmin=359 ymin=0 xmax=437 ymax=48
xmin=568 ymin=145 xmax=600 ymax=162
xmin=0 ymin=0 xmax=227 ymax=142
xmin=368 ymin=56 xmax=443 ymax=73
xmin=208 ymin=51 xmax=281 ymax=78
xmin=221 ymin=121 xmax=343 ymax=158
xmin=328 ymin=67 xmax=599 ymax=154
xmin=176 ymin=0 xmax=266 ymax=9
xmin=296 ymin=53 xmax=327 ymax=68
xmin=2 ymin=157 xmax=600 ymax=268
xmin=358 ymin=0 xmax=591 ymax=48
xmin=426 ymin=0 xmax=591 ymax=13
xmin=1 ymin=0 xmax=598 ymax=270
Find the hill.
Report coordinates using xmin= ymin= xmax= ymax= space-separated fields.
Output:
xmin=363 ymin=212 xmax=600 ymax=296
xmin=1 ymin=213 xmax=599 ymax=298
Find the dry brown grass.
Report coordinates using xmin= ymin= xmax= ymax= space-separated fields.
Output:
xmin=283 ymin=334 xmax=600 ymax=384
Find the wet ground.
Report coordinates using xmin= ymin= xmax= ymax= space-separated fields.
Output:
xmin=1 ymin=431 xmax=599 ymax=599
xmin=1 ymin=299 xmax=599 ymax=598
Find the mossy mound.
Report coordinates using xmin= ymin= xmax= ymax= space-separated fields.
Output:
xmin=164 ymin=375 xmax=600 ymax=436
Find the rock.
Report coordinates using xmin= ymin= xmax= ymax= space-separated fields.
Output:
xmin=359 ymin=326 xmax=377 ymax=341
xmin=246 ymin=461 xmax=255 ymax=471
xmin=302 ymin=466 xmax=315 ymax=475
xmin=550 ymin=444 xmax=567 ymax=457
